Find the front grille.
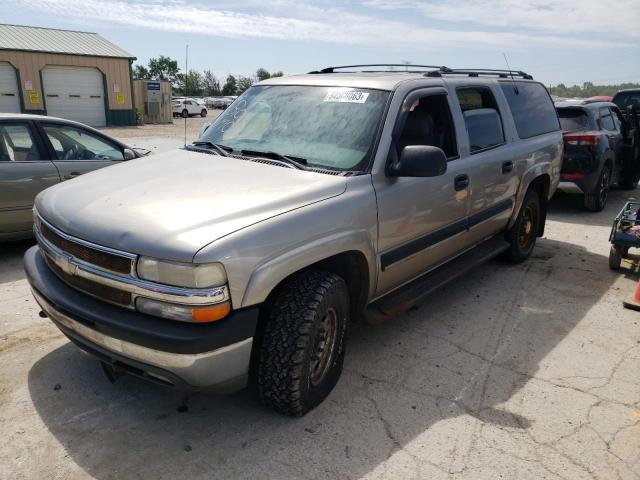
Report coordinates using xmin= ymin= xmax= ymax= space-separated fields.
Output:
xmin=46 ymin=257 xmax=132 ymax=307
xmin=40 ymin=222 xmax=132 ymax=274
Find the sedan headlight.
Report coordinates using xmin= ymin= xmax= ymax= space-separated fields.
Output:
xmin=136 ymin=257 xmax=227 ymax=288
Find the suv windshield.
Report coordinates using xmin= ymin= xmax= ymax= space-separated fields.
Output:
xmin=613 ymin=91 xmax=640 ymax=111
xmin=200 ymin=85 xmax=389 ymax=171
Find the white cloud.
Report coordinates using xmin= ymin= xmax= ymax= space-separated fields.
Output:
xmin=362 ymin=0 xmax=640 ymax=38
xmin=13 ymin=0 xmax=633 ymax=50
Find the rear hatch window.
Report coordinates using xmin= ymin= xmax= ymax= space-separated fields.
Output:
xmin=557 ymin=108 xmax=590 ymax=132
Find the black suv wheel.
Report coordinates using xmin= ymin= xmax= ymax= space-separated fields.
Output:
xmin=584 ymin=167 xmax=610 ymax=212
xmin=502 ymin=189 xmax=540 ymax=263
xmin=257 ymin=271 xmax=349 ymax=416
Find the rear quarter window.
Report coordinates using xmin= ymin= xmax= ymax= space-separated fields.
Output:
xmin=500 ymin=82 xmax=560 ymax=139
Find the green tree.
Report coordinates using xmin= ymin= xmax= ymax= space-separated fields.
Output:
xmin=236 ymin=76 xmax=254 ymax=95
xmin=270 ymin=71 xmax=284 ymax=78
xmin=132 ymin=64 xmax=150 ymax=79
xmin=148 ymin=55 xmax=179 ymax=84
xmin=256 ymin=68 xmax=271 ymax=81
xmin=202 ymin=70 xmax=221 ymax=96
xmin=222 ymin=75 xmax=237 ymax=96
xmin=175 ymin=70 xmax=203 ymax=96
xmin=550 ymin=82 xmax=640 ymax=99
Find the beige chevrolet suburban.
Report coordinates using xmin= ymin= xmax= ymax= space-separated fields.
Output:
xmin=25 ymin=65 xmax=562 ymax=416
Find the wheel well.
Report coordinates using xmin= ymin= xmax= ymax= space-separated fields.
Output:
xmin=529 ymin=174 xmax=550 ymax=237
xmin=248 ymin=251 xmax=370 ymax=384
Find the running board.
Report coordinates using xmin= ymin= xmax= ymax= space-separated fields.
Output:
xmin=366 ymin=236 xmax=510 ymax=324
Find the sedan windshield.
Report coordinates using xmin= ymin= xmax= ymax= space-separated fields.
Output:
xmin=200 ymin=85 xmax=389 ymax=171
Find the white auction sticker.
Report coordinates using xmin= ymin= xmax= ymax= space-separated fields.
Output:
xmin=324 ymin=89 xmax=369 ymax=103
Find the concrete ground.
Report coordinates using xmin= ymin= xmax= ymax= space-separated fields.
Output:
xmin=1 ymin=128 xmax=640 ymax=478
xmin=99 ymin=113 xmax=220 ymax=155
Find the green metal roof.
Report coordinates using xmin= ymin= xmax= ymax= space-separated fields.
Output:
xmin=0 ymin=24 xmax=134 ymax=59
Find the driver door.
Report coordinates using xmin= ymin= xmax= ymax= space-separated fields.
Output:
xmin=38 ymin=122 xmax=125 ymax=181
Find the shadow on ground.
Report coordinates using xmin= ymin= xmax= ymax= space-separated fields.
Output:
xmin=0 ymin=239 xmax=35 ymax=284
xmin=548 ymin=188 xmax=638 ymax=228
xmin=27 ymin=238 xmax=619 ymax=479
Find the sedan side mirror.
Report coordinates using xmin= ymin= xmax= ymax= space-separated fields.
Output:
xmin=388 ymin=145 xmax=447 ymax=177
xmin=199 ymin=122 xmax=211 ymax=138
xmin=123 ymin=148 xmax=137 ymax=160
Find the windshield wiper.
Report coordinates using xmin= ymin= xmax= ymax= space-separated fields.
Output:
xmin=241 ymin=149 xmax=308 ymax=170
xmin=191 ymin=141 xmax=233 ymax=157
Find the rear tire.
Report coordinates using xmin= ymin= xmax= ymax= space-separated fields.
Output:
xmin=609 ymin=245 xmax=623 ymax=270
xmin=181 ymin=109 xmax=189 ymax=118
xmin=257 ymin=271 xmax=349 ymax=416
xmin=502 ymin=189 xmax=540 ymax=264
xmin=584 ymin=167 xmax=610 ymax=212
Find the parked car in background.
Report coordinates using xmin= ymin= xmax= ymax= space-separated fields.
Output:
xmin=26 ymin=65 xmax=562 ymax=416
xmin=588 ymin=95 xmax=613 ymax=102
xmin=0 ymin=114 xmax=145 ymax=241
xmin=172 ymin=98 xmax=208 ymax=118
xmin=555 ymin=100 xmax=640 ymax=211
xmin=208 ymin=96 xmax=236 ymax=109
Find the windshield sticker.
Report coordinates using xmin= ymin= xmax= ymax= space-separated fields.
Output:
xmin=324 ymin=89 xmax=369 ymax=103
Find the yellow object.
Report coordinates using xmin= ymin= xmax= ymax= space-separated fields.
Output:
xmin=116 ymin=92 xmax=125 ymax=105
xmin=28 ymin=90 xmax=39 ymax=105
xmin=191 ymin=302 xmax=231 ymax=323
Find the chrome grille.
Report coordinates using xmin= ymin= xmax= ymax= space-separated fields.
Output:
xmin=39 ymin=221 xmax=132 ymax=275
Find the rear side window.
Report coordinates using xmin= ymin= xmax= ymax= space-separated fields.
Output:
xmin=599 ymin=107 xmax=615 ymax=131
xmin=457 ymin=87 xmax=504 ymax=153
xmin=0 ymin=123 xmax=42 ymax=161
xmin=500 ymin=82 xmax=560 ymax=139
xmin=557 ymin=108 xmax=590 ymax=132
xmin=613 ymin=91 xmax=640 ymax=110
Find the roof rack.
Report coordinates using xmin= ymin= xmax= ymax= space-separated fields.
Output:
xmin=308 ymin=64 xmax=533 ymax=80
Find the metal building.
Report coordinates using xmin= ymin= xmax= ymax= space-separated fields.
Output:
xmin=0 ymin=24 xmax=136 ymax=127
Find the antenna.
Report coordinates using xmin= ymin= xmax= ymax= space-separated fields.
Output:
xmin=184 ymin=44 xmax=188 ymax=147
xmin=502 ymin=52 xmax=519 ymax=95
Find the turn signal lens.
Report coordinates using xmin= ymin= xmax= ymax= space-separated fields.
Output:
xmin=191 ymin=302 xmax=231 ymax=323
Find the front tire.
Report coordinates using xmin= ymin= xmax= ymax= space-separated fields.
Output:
xmin=609 ymin=245 xmax=624 ymax=270
xmin=200 ymin=109 xmax=207 ymax=117
xmin=502 ymin=189 xmax=540 ymax=264
xmin=257 ymin=271 xmax=349 ymax=416
xmin=584 ymin=167 xmax=610 ymax=212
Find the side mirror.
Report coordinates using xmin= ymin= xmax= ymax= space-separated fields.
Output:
xmin=123 ymin=148 xmax=137 ymax=160
xmin=199 ymin=122 xmax=211 ymax=138
xmin=387 ymin=145 xmax=447 ymax=178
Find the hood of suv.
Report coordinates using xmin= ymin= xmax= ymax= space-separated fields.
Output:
xmin=36 ymin=149 xmax=347 ymax=262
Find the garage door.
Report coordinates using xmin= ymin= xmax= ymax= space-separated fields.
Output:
xmin=42 ymin=67 xmax=106 ymax=127
xmin=0 ymin=63 xmax=21 ymax=114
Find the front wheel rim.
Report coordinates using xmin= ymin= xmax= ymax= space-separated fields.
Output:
xmin=309 ymin=308 xmax=338 ymax=387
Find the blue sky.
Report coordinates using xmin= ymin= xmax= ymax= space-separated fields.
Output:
xmin=3 ymin=0 xmax=640 ymax=86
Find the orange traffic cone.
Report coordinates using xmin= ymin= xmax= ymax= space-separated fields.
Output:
xmin=623 ymin=279 xmax=640 ymax=311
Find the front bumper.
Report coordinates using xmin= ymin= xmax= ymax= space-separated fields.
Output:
xmin=25 ymin=246 xmax=259 ymax=392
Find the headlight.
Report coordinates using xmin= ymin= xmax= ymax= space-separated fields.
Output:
xmin=136 ymin=257 xmax=227 ymax=288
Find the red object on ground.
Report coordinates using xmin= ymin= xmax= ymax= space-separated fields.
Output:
xmin=623 ymin=279 xmax=640 ymax=311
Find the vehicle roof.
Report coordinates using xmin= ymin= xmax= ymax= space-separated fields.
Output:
xmin=259 ymin=72 xmax=539 ymax=91
xmin=614 ymin=88 xmax=640 ymax=94
xmin=555 ymin=100 xmax=617 ymax=109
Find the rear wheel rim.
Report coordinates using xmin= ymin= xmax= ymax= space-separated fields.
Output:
xmin=517 ymin=205 xmax=534 ymax=249
xmin=309 ymin=307 xmax=338 ymax=387
xmin=599 ymin=169 xmax=610 ymax=206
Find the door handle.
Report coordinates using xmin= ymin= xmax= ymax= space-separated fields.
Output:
xmin=63 ymin=172 xmax=81 ymax=180
xmin=454 ymin=174 xmax=469 ymax=191
xmin=502 ymin=161 xmax=514 ymax=174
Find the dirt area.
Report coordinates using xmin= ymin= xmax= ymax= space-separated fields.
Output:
xmin=1 ymin=147 xmax=640 ymax=478
xmin=98 ymin=112 xmax=222 ymax=155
